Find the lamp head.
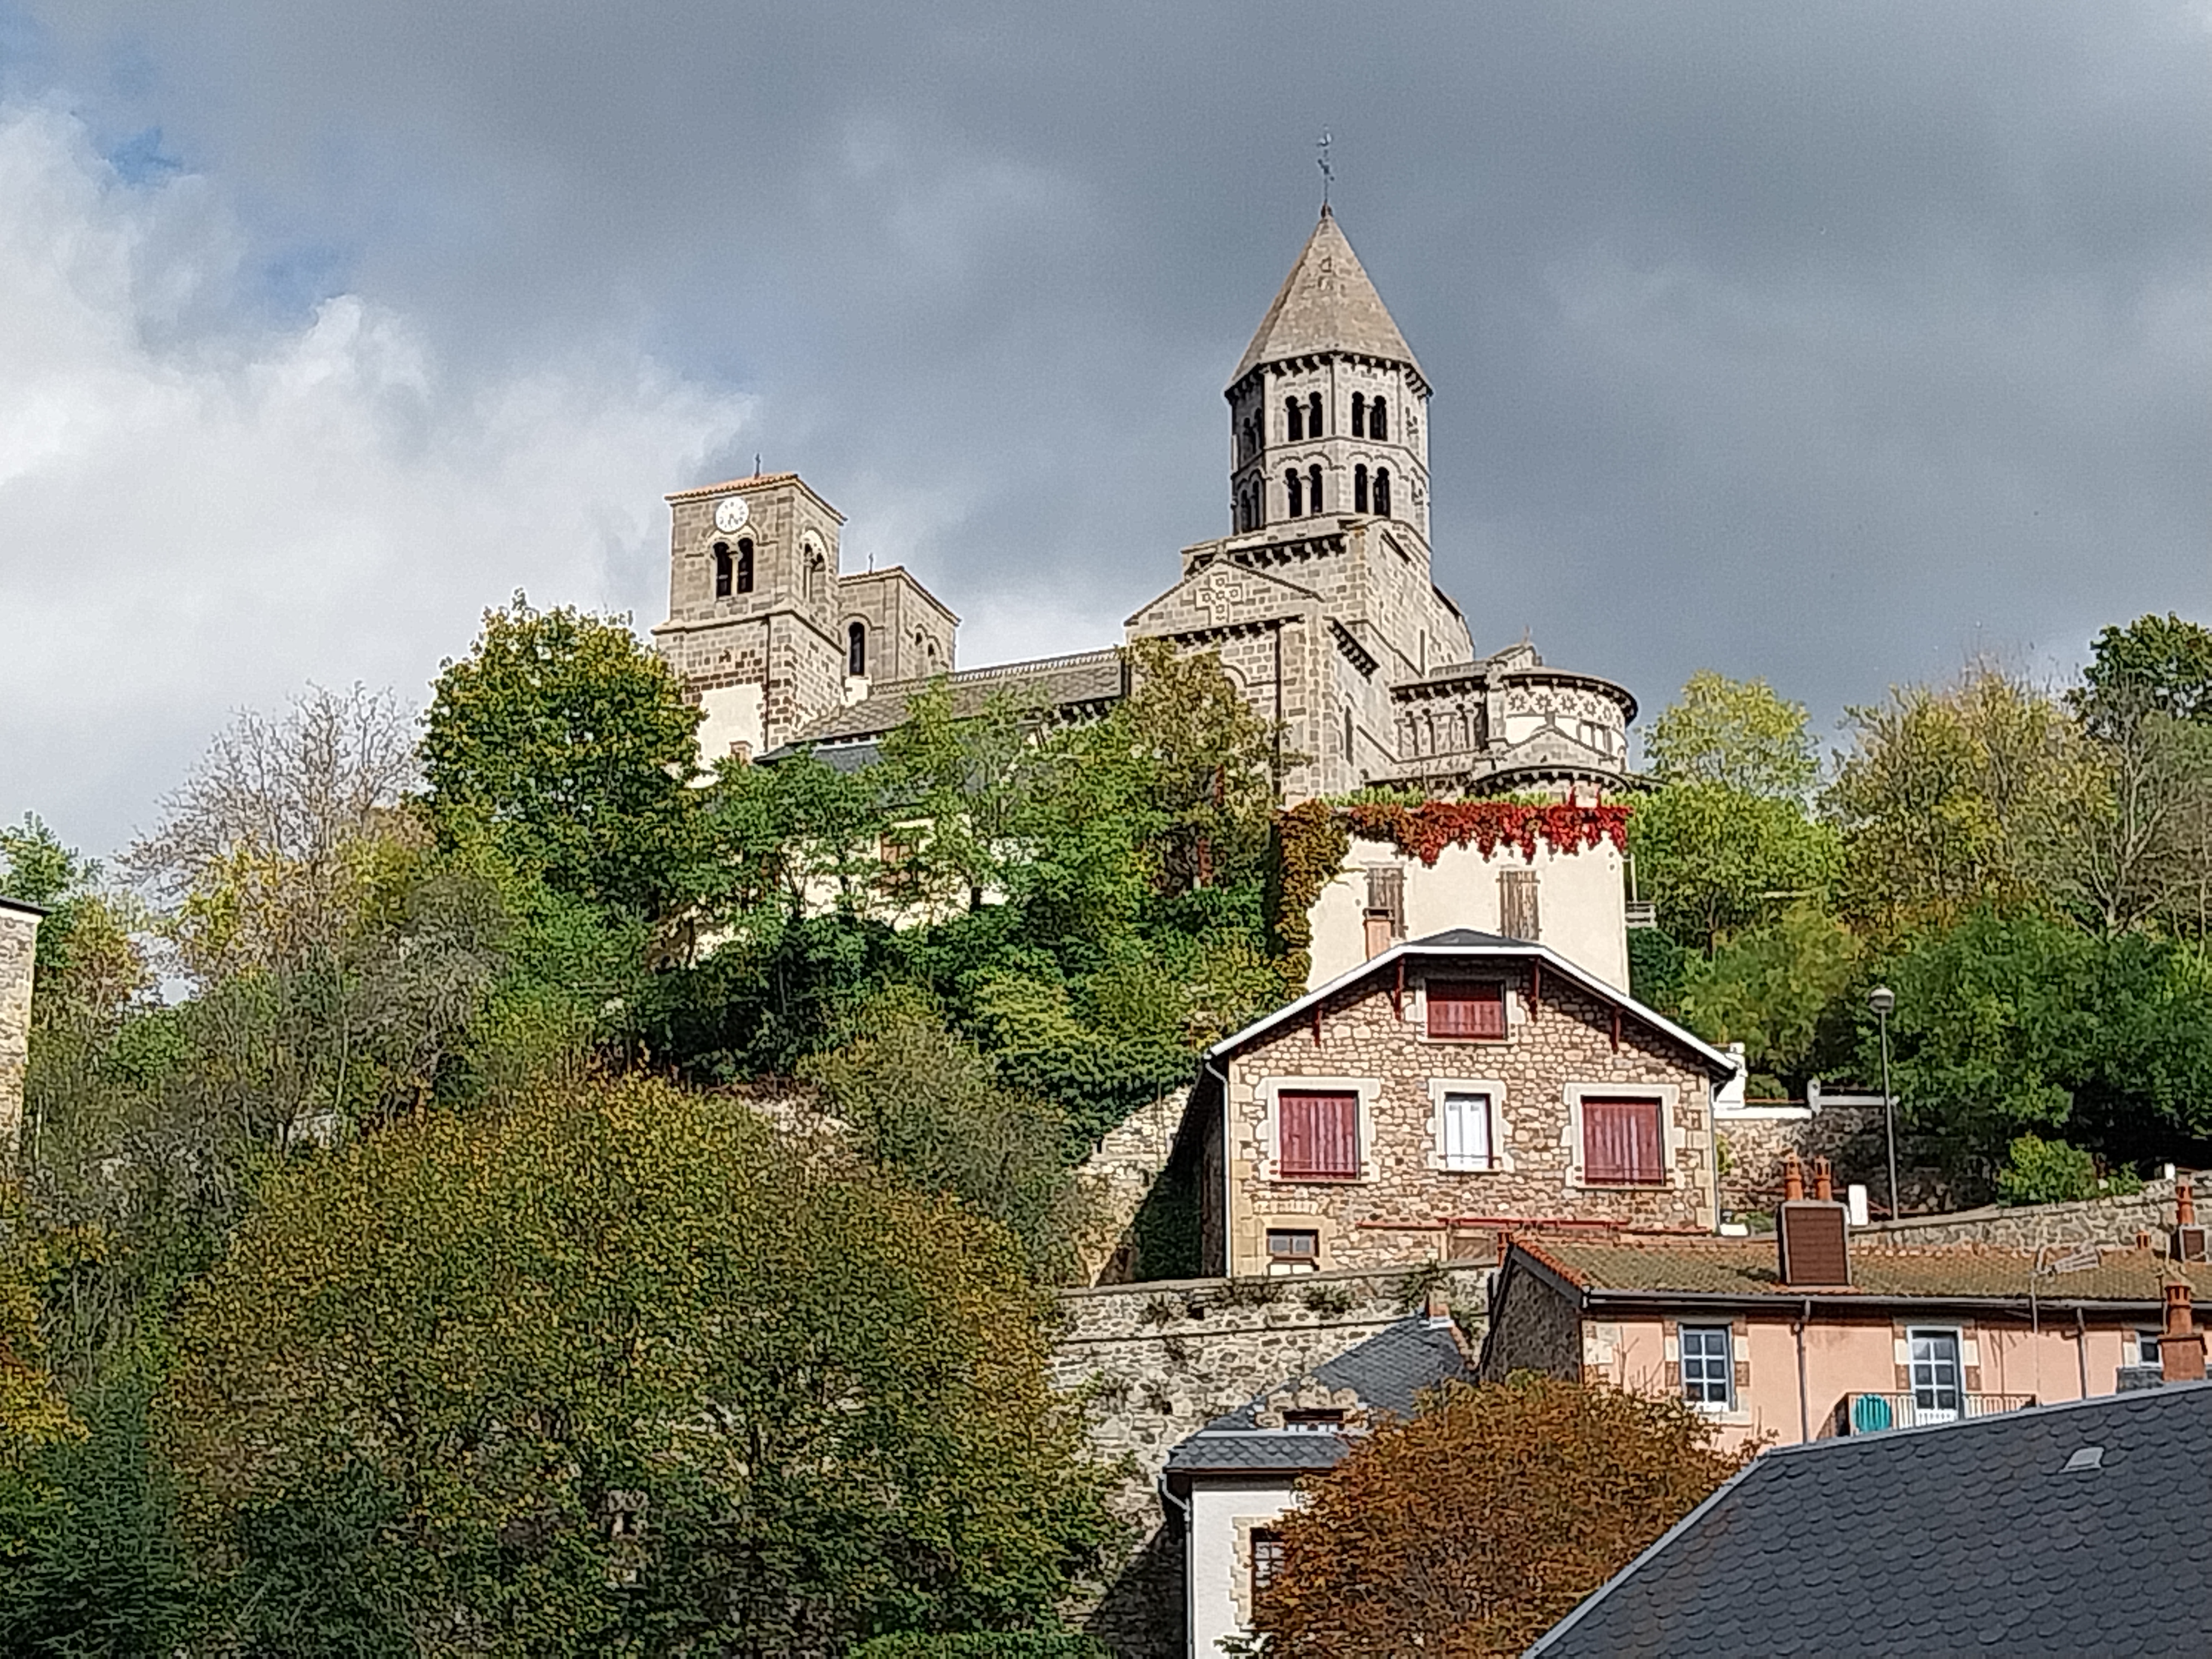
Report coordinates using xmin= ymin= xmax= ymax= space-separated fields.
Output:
xmin=1869 ymin=985 xmax=1896 ymax=1017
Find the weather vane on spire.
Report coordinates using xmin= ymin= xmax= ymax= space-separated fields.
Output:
xmin=1316 ymin=129 xmax=1333 ymax=209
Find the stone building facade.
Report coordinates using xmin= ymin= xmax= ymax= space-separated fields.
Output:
xmin=653 ymin=208 xmax=1636 ymax=803
xmin=0 ymin=897 xmax=40 ymax=1168
xmin=1162 ymin=929 xmax=1736 ymax=1280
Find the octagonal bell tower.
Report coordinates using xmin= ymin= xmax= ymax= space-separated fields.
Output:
xmin=1224 ymin=207 xmax=1431 ymax=549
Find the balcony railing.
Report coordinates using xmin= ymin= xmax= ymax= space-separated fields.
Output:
xmin=1839 ymin=1391 xmax=2037 ymax=1435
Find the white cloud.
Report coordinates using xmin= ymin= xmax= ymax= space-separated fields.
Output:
xmin=0 ymin=101 xmax=749 ymax=858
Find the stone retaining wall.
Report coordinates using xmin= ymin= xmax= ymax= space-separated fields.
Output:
xmin=1860 ymin=1176 xmax=2186 ymax=1251
xmin=1054 ymin=1261 xmax=1494 ymax=1657
xmin=1071 ymin=1090 xmax=1186 ymax=1285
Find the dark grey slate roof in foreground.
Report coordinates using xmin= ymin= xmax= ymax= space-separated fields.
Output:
xmin=1527 ymin=1382 xmax=2212 ymax=1658
xmin=1164 ymin=1315 xmax=1470 ymax=1479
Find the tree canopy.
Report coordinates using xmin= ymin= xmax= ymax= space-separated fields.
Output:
xmin=1250 ymin=1375 xmax=1746 ymax=1658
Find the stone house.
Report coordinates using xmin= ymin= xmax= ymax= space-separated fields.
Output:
xmin=1159 ymin=928 xmax=1737 ymax=1279
xmin=1480 ymin=1176 xmax=2212 ymax=1455
xmin=1161 ymin=1300 xmax=1471 ymax=1658
xmin=652 ymin=208 xmax=1635 ymax=806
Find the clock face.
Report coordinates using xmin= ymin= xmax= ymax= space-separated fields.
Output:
xmin=713 ymin=496 xmax=750 ymax=535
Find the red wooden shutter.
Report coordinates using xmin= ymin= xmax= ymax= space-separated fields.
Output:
xmin=1278 ymin=1091 xmax=1359 ymax=1178
xmin=1427 ymin=980 xmax=1506 ymax=1039
xmin=1583 ymin=1097 xmax=1663 ymax=1185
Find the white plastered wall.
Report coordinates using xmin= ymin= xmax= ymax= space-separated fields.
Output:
xmin=696 ymin=683 xmax=764 ymax=764
xmin=1187 ymin=1475 xmax=1300 ymax=1658
xmin=1307 ymin=835 xmax=1629 ymax=992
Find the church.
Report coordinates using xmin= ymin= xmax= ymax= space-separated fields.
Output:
xmin=651 ymin=207 xmax=1636 ymax=804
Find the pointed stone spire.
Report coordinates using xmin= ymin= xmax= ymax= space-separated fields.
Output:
xmin=1231 ymin=207 xmax=1424 ymax=388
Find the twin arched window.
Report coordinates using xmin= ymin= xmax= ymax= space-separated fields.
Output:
xmin=713 ymin=537 xmax=756 ymax=597
xmin=1351 ymin=393 xmax=1392 ymax=439
xmin=1353 ymin=466 xmax=1393 ymax=517
xmin=1238 ymin=484 xmax=1265 ymax=532
xmin=848 ymin=621 xmax=867 ymax=677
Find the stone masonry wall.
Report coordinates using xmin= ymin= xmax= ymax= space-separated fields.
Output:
xmin=0 ymin=903 xmax=37 ymax=1167
xmin=1054 ymin=1262 xmax=1493 ymax=1658
xmin=1718 ymin=1105 xmax=1971 ymax=1218
xmin=1221 ymin=962 xmax=1716 ymax=1277
xmin=1072 ymin=1090 xmax=1186 ymax=1285
xmin=1859 ymin=1176 xmax=2188 ymax=1251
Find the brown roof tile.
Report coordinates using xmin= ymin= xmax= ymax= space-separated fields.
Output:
xmin=1523 ymin=1237 xmax=2211 ymax=1305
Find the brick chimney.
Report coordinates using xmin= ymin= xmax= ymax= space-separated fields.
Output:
xmin=1782 ymin=1151 xmax=1805 ymax=1203
xmin=2175 ymin=1180 xmax=2208 ymax=1262
xmin=1362 ymin=909 xmax=1394 ymax=961
xmin=1777 ymin=1150 xmax=1851 ymax=1288
xmin=2162 ymin=1281 xmax=2207 ymax=1384
xmin=1812 ymin=1156 xmax=1834 ymax=1202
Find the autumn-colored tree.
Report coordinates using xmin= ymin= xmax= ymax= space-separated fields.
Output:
xmin=1643 ymin=669 xmax=1822 ymax=799
xmin=156 ymin=1073 xmax=1115 ymax=1654
xmin=1250 ymin=1375 xmax=1747 ymax=1658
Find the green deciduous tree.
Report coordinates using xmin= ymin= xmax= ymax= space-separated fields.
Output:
xmin=1644 ymin=670 xmax=1821 ymax=799
xmin=1250 ymin=1375 xmax=1746 ymax=1658
xmin=2077 ymin=612 xmax=2212 ymax=734
xmin=1827 ymin=667 xmax=2078 ymax=934
xmin=422 ymin=596 xmax=704 ymax=919
xmin=1628 ymin=783 xmax=1840 ymax=954
xmin=157 ymin=1073 xmax=1115 ymax=1655
xmin=1679 ymin=904 xmax=1861 ymax=1086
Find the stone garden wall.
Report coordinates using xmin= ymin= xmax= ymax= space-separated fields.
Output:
xmin=1053 ymin=1261 xmax=1494 ymax=1657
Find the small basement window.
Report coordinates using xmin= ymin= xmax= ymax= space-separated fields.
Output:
xmin=1282 ymin=1408 xmax=1346 ymax=1431
xmin=1267 ymin=1229 xmax=1320 ymax=1265
xmin=1427 ymin=980 xmax=1506 ymax=1040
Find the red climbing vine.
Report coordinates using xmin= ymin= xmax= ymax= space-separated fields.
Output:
xmin=1340 ymin=799 xmax=1631 ymax=865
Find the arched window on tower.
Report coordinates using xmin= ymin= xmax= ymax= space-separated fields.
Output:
xmin=1308 ymin=464 xmax=1323 ymax=515
xmin=847 ymin=620 xmax=867 ymax=678
xmin=736 ymin=537 xmax=755 ymax=593
xmin=1284 ymin=397 xmax=1303 ymax=442
xmin=1284 ymin=468 xmax=1303 ymax=518
xmin=1354 ymin=464 xmax=1369 ymax=514
xmin=1374 ymin=468 xmax=1392 ymax=519
xmin=1343 ymin=705 xmax=1355 ymax=761
xmin=806 ymin=550 xmax=825 ymax=603
xmin=1371 ymin=397 xmax=1389 ymax=441
xmin=713 ymin=541 xmax=734 ymax=599
xmin=1351 ymin=392 xmax=1366 ymax=437
xmin=1307 ymin=391 xmax=1323 ymax=435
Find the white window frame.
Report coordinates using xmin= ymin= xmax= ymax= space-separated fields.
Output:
xmin=1678 ymin=1322 xmax=1735 ymax=1412
xmin=1254 ymin=1076 xmax=1381 ymax=1185
xmin=1562 ymin=1082 xmax=1682 ymax=1191
xmin=1906 ymin=1326 xmax=1964 ymax=1422
xmin=1427 ymin=1077 xmax=1513 ymax=1173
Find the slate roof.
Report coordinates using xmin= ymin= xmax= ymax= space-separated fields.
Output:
xmin=1520 ymin=1237 xmax=2212 ymax=1307
xmin=1527 ymin=1382 xmax=2212 ymax=1657
xmin=1164 ymin=1314 xmax=1471 ymax=1480
xmin=775 ymin=648 xmax=1127 ymax=750
xmin=1231 ymin=208 xmax=1424 ymax=387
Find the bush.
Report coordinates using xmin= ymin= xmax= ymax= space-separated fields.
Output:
xmin=1995 ymin=1134 xmax=2140 ymax=1206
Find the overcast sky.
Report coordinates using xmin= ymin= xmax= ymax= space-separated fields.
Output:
xmin=2 ymin=1 xmax=2206 ymax=859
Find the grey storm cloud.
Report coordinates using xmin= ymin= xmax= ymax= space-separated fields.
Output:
xmin=2 ymin=0 xmax=2207 ymax=854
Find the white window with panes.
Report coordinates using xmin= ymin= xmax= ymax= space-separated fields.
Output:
xmin=1907 ymin=1328 xmax=1963 ymax=1421
xmin=1680 ymin=1324 xmax=1734 ymax=1411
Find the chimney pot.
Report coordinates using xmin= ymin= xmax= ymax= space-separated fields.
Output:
xmin=1812 ymin=1156 xmax=1834 ymax=1202
xmin=1362 ymin=909 xmax=1393 ymax=961
xmin=1782 ymin=1152 xmax=1805 ymax=1204
xmin=2181 ymin=1180 xmax=2197 ymax=1227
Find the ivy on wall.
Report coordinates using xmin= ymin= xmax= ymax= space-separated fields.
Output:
xmin=1264 ymin=800 xmax=1634 ymax=987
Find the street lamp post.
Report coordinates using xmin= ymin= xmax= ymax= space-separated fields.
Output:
xmin=1870 ymin=985 xmax=1898 ymax=1220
